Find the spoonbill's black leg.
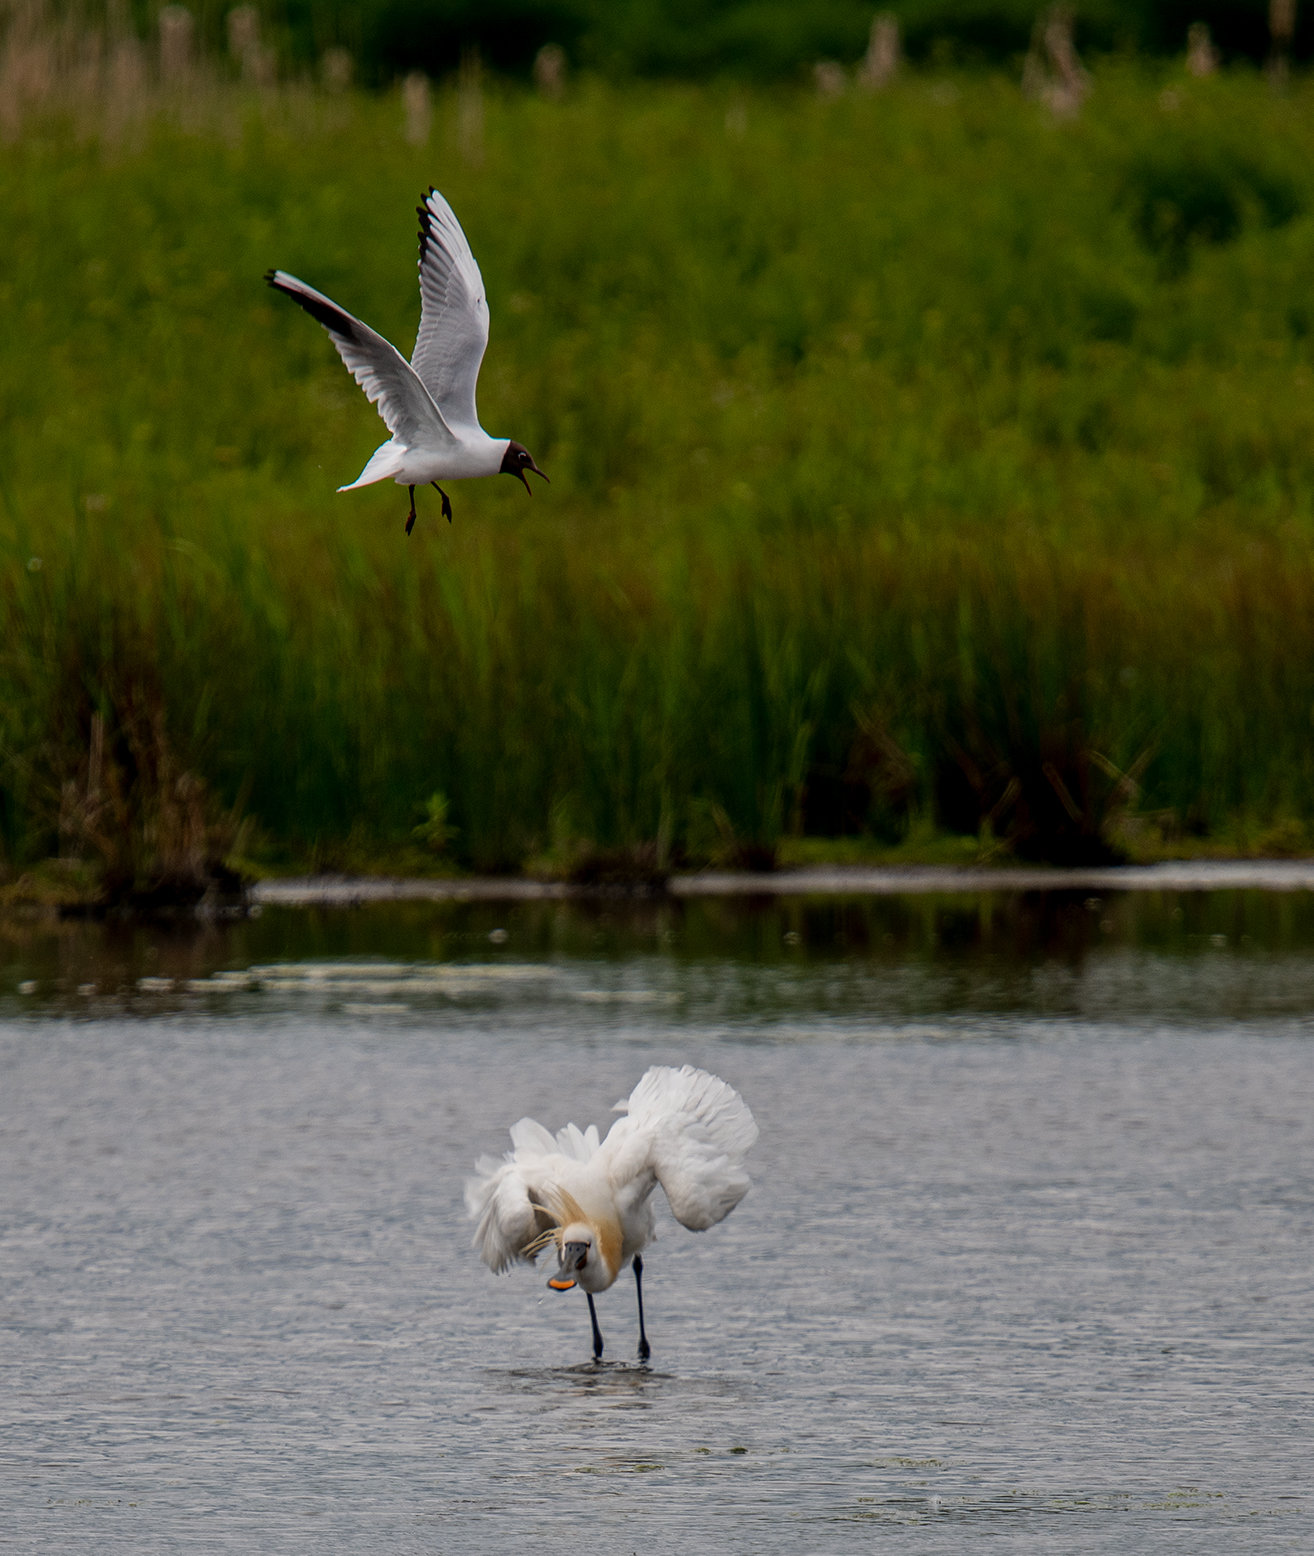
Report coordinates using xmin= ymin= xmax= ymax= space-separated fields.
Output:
xmin=586 ymin=1294 xmax=604 ymax=1361
xmin=405 ymin=486 xmax=418 ymax=535
xmin=633 ymin=1254 xmax=650 ymax=1362
xmin=431 ymin=482 xmax=453 ymax=522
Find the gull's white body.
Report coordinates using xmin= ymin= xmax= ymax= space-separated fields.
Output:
xmin=267 ymin=188 xmax=510 ymax=491
xmin=466 ymin=1065 xmax=758 ymax=1299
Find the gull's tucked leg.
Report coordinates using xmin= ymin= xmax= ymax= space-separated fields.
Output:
xmin=405 ymin=486 xmax=418 ymax=536
xmin=586 ymin=1294 xmax=604 ymax=1361
xmin=633 ymin=1254 xmax=650 ymax=1362
xmin=431 ymin=483 xmax=453 ymax=523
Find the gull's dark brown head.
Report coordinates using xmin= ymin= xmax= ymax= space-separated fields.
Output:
xmin=500 ymin=440 xmax=548 ymax=494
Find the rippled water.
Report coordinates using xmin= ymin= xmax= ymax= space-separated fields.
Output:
xmin=2 ymin=891 xmax=1311 ymax=1551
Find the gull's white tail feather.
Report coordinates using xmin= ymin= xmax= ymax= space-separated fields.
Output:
xmin=338 ymin=440 xmax=408 ymax=491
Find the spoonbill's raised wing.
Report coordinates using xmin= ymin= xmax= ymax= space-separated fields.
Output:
xmin=466 ymin=1065 xmax=758 ymax=1361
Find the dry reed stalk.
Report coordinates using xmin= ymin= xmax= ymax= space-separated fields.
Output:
xmin=533 ymin=42 xmax=565 ymax=99
xmin=458 ymin=46 xmax=483 ymax=166
xmin=227 ymin=4 xmax=273 ymax=87
xmin=813 ymin=61 xmax=846 ymax=98
xmin=56 ymin=694 xmax=241 ymax=907
xmin=0 ymin=0 xmax=230 ymax=141
xmin=402 ymin=69 xmax=430 ymax=145
xmin=1022 ymin=5 xmax=1089 ymax=118
xmin=0 ymin=0 xmax=58 ymax=140
xmin=1268 ymin=0 xmax=1297 ymax=85
xmin=158 ymin=4 xmax=195 ymax=89
xmin=858 ymin=14 xmax=900 ymax=91
xmin=321 ymin=46 xmax=352 ymax=93
xmin=103 ymin=31 xmax=147 ymax=143
xmin=1186 ymin=21 xmax=1219 ymax=77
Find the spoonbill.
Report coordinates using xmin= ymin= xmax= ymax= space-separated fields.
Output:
xmin=265 ymin=187 xmax=547 ymax=534
xmin=466 ymin=1065 xmax=758 ymax=1361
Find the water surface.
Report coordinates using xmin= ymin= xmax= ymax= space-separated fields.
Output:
xmin=2 ymin=891 xmax=1311 ymax=1550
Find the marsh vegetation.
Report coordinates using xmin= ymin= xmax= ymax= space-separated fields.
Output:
xmin=2 ymin=29 xmax=1314 ymax=888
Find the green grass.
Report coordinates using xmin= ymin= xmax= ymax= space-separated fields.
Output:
xmin=3 ymin=64 xmax=1314 ymax=881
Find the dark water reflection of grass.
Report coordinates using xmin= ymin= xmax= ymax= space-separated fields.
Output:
xmin=7 ymin=890 xmax=1314 ymax=1023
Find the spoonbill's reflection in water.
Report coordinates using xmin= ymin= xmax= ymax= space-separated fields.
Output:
xmin=466 ymin=1065 xmax=758 ymax=1361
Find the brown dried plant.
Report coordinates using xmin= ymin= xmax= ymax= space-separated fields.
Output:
xmin=57 ymin=690 xmax=245 ymax=911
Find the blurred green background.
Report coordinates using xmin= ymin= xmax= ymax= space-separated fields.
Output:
xmin=2 ymin=4 xmax=1314 ymax=895
xmin=110 ymin=0 xmax=1312 ymax=79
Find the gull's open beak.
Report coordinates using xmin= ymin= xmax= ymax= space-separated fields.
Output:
xmin=516 ymin=459 xmax=548 ymax=495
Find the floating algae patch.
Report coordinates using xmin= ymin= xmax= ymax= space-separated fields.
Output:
xmin=570 ymin=1456 xmax=668 ymax=1476
xmin=842 ymin=1488 xmax=1141 ymax=1526
xmin=182 ymin=959 xmax=567 ymax=1005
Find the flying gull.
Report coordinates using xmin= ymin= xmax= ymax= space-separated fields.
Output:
xmin=266 ymin=187 xmax=546 ymax=534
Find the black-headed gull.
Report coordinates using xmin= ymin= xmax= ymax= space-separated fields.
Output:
xmin=466 ymin=1064 xmax=758 ymax=1361
xmin=266 ymin=187 xmax=546 ymax=534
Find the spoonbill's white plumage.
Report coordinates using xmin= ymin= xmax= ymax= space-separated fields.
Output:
xmin=266 ymin=187 xmax=546 ymax=534
xmin=466 ymin=1064 xmax=758 ymax=1360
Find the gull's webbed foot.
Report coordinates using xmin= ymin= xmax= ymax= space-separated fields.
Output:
xmin=432 ymin=482 xmax=452 ymax=523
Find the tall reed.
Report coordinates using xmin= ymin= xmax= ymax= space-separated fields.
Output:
xmin=2 ymin=50 xmax=1313 ymax=873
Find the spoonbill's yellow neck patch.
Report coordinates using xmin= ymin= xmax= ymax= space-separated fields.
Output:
xmin=535 ymin=1198 xmax=623 ymax=1294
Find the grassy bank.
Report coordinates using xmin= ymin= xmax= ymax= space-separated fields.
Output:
xmin=3 ymin=62 xmax=1314 ymax=886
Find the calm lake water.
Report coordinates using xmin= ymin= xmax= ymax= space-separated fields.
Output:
xmin=2 ymin=889 xmax=1311 ymax=1552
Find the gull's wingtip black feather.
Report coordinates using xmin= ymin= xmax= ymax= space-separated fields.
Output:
xmin=417 ymin=192 xmax=434 ymax=265
xmin=263 ymin=267 xmax=279 ymax=286
xmin=265 ymin=274 xmax=358 ymax=340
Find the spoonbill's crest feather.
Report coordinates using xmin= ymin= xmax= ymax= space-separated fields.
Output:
xmin=464 ymin=1121 xmax=603 ymax=1275
xmin=507 ymin=1117 xmax=557 ymax=1157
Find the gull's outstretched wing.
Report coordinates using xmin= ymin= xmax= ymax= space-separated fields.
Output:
xmin=613 ymin=1066 xmax=758 ymax=1232
xmin=265 ymin=269 xmax=456 ymax=452
xmin=410 ymin=188 xmax=490 ymax=434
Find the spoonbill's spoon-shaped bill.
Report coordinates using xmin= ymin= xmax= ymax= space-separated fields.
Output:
xmin=466 ymin=1064 xmax=758 ymax=1362
xmin=265 ymin=187 xmax=546 ymax=534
